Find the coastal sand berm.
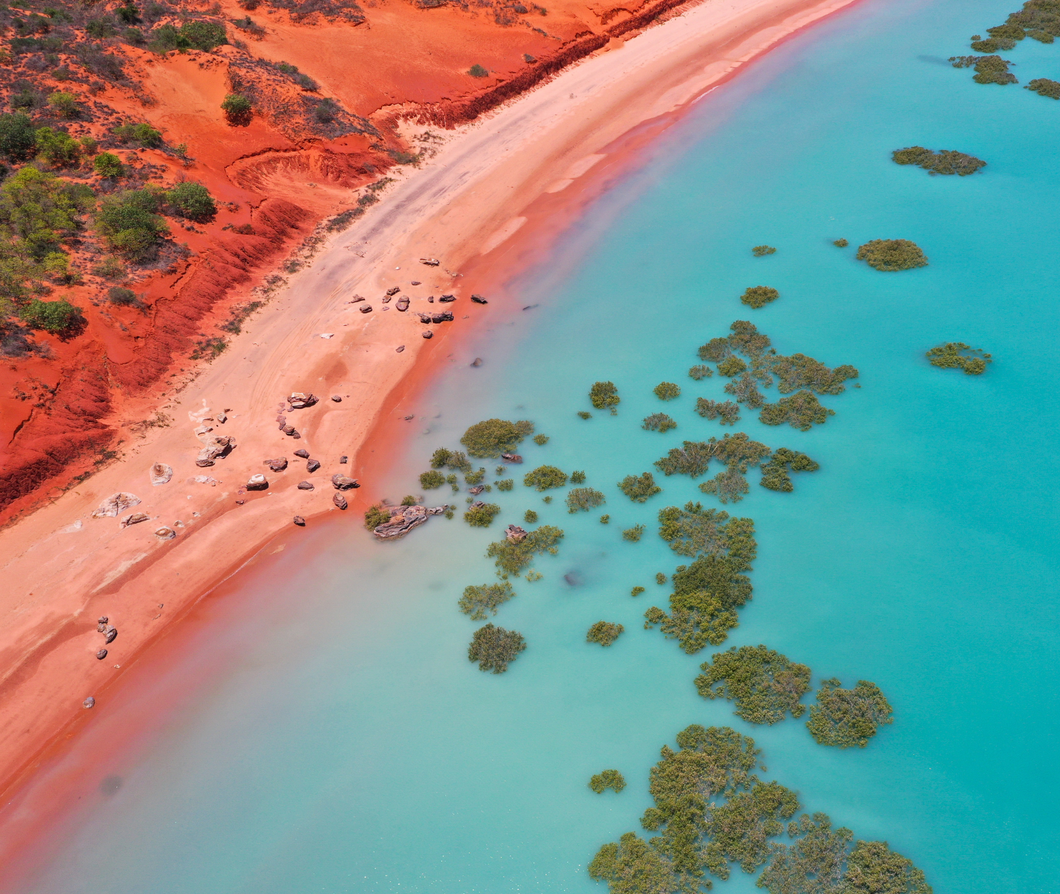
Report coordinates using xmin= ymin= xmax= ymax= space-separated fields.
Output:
xmin=0 ymin=0 xmax=862 ymax=818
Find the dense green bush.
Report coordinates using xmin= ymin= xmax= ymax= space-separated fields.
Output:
xmin=752 ymin=245 xmax=776 ymax=256
xmin=833 ymin=238 xmax=849 ymax=247
xmin=96 ymin=188 xmax=168 ymax=260
xmin=926 ymin=342 xmax=992 ymax=375
xmin=496 ymin=478 xmax=514 ymax=491
xmin=619 ymin=471 xmax=662 ymax=502
xmin=523 ymin=509 xmax=538 ymax=524
xmin=892 ymin=146 xmax=987 ymax=175
xmin=688 ymin=364 xmax=713 ymax=380
xmin=47 ymin=91 xmax=79 ymax=119
xmin=523 ymin=465 xmax=568 ymax=491
xmin=113 ymin=122 xmax=163 ymax=148
xmin=460 ymin=418 xmax=534 ymax=457
xmin=658 ymin=502 xmax=755 ymax=563
xmin=464 ymin=502 xmax=501 ymax=527
xmin=695 ymin=398 xmax=740 ymax=426
xmin=93 ymin=152 xmax=124 ymax=178
xmin=771 ymin=353 xmax=858 ymax=395
xmin=589 ymin=380 xmax=620 ymax=412
xmin=587 ymin=621 xmax=624 ymax=646
xmin=34 ymin=127 xmax=81 ymax=167
xmin=570 ymin=470 xmax=586 ymax=484
xmin=468 ymin=623 xmax=525 ymax=673
xmin=841 ymin=840 xmax=933 ymax=894
xmin=363 ymin=504 xmax=390 ymax=530
xmin=717 ymin=356 xmax=748 ymax=377
xmin=486 ymin=524 xmax=563 ymax=577
xmin=642 ymin=412 xmax=677 ymax=433
xmin=167 ymin=181 xmax=216 ymax=221
xmin=0 ymin=113 xmax=39 ymax=162
xmin=566 ymin=487 xmax=605 ymax=513
xmin=419 ymin=470 xmax=445 ymax=489
xmin=654 ymin=440 xmax=714 ymax=478
xmin=107 ymin=286 xmax=142 ymax=307
xmin=759 ymin=391 xmax=834 ymax=430
xmin=806 ymin=678 xmax=894 ymax=748
xmin=856 ymin=239 xmax=928 ymax=271
xmin=653 ymin=381 xmax=680 ymax=400
xmin=623 ymin=525 xmax=645 ymax=542
xmin=459 ymin=581 xmax=515 ymax=620
xmin=760 ymin=448 xmax=819 ymax=492
xmin=221 ymin=93 xmax=253 ymax=125
xmin=588 ymin=769 xmax=626 ymax=793
xmin=533 ymin=433 xmax=549 ymax=445
xmin=577 ymin=410 xmax=592 ymax=420
xmin=1027 ymin=77 xmax=1060 ymax=98
xmin=150 ymin=20 xmax=228 ymax=52
xmin=429 ymin=447 xmax=473 ymax=473
xmin=19 ymin=297 xmax=84 ymax=336
xmin=949 ymin=54 xmax=1017 ymax=84
xmin=695 ymin=645 xmax=811 ymax=724
xmin=468 ymin=64 xmax=489 ymax=77
xmin=740 ymin=286 xmax=779 ymax=308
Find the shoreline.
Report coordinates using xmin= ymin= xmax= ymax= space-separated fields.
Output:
xmin=0 ymin=0 xmax=866 ymax=871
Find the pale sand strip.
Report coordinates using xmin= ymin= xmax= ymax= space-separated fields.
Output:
xmin=0 ymin=0 xmax=863 ymax=803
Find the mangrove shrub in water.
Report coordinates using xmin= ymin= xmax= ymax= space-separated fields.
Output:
xmin=696 ymin=398 xmax=741 ymax=425
xmin=855 ymin=239 xmax=928 ymax=271
xmin=643 ymin=413 xmax=678 ymax=433
xmin=740 ymin=286 xmax=779 ymax=309
xmin=567 ymin=487 xmax=606 ymax=513
xmin=587 ymin=621 xmax=624 ymax=646
xmin=571 ymin=470 xmax=587 ymax=484
xmin=757 ymin=812 xmax=854 ymax=894
xmin=589 ymin=769 xmax=626 ymax=793
xmin=363 ymin=504 xmax=390 ymax=531
xmin=926 ymin=342 xmax=992 ymax=375
xmin=487 ymin=524 xmax=564 ymax=577
xmin=464 ymin=502 xmax=501 ymax=527
xmin=524 ymin=465 xmax=568 ymax=491
xmin=658 ymin=502 xmax=757 ymax=567
xmin=892 ymin=146 xmax=987 ymax=175
xmin=843 ymin=839 xmax=933 ymax=894
xmin=467 ymin=623 xmax=526 ymax=673
xmin=760 ymin=448 xmax=820 ymax=492
xmin=806 ymin=678 xmax=894 ymax=748
xmin=1027 ymin=77 xmax=1060 ymax=98
xmin=654 ymin=381 xmax=681 ymax=400
xmin=460 ymin=418 xmax=534 ymax=457
xmin=752 ymin=245 xmax=777 ymax=256
xmin=590 ymin=381 xmax=620 ymax=412
xmin=759 ymin=391 xmax=834 ymax=431
xmin=949 ymin=54 xmax=1017 ymax=84
xmin=419 ymin=470 xmax=445 ymax=489
xmin=689 ymin=364 xmax=714 ymax=380
xmin=623 ymin=525 xmax=645 ymax=542
xmin=695 ymin=645 xmax=811 ymax=724
xmin=459 ymin=581 xmax=516 ymax=620
xmin=620 ymin=471 xmax=663 ymax=502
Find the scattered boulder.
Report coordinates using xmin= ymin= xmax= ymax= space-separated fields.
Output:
xmin=331 ymin=395 xmax=342 ymax=403
xmin=416 ymin=313 xmax=432 ymax=323
xmin=372 ymin=504 xmax=448 ymax=539
xmin=505 ymin=525 xmax=528 ymax=542
xmin=293 ymin=516 xmax=306 ymax=527
xmin=217 ymin=411 xmax=227 ymax=424
xmin=266 ymin=457 xmax=288 ymax=472
xmin=96 ymin=616 xmax=109 ymax=633
xmin=427 ymin=295 xmax=435 ymax=303
xmin=439 ymin=294 xmax=456 ymax=303
xmin=193 ymin=423 xmax=213 ymax=438
xmin=386 ymin=286 xmax=401 ymax=296
xmin=471 ymin=294 xmax=488 ymax=305
xmin=420 ymin=258 xmax=441 ymax=266
xmin=155 ymin=526 xmax=176 ymax=540
xmin=96 ymin=649 xmax=108 ymax=661
xmin=83 ymin=697 xmax=95 ymax=709
xmin=196 ymin=435 xmax=234 ymax=467
xmin=471 ymin=358 xmax=483 ymax=368
xmin=246 ymin=474 xmax=269 ymax=491
xmin=121 ymin=512 xmax=150 ymax=528
xmin=150 ymin=462 xmax=173 ymax=486
xmin=92 ymin=493 xmax=141 ymax=519
xmin=333 ymin=492 xmax=348 ymax=510
xmin=288 ymin=392 xmax=318 ymax=409
xmin=469 ymin=485 xmax=485 ymax=495
xmin=381 ymin=294 xmax=393 ymax=304
xmin=349 ymin=295 xmax=365 ymax=304
xmin=103 ymin=626 xmax=118 ymax=644
xmin=283 ymin=425 xmax=299 ymax=437
xmin=339 ymin=455 xmax=348 ymax=464
xmin=396 ymin=345 xmax=405 ymax=353
xmin=306 ymin=459 xmax=321 ymax=473
xmin=469 ymin=500 xmax=486 ymax=510
xmin=501 ymin=453 xmax=523 ymax=464
xmin=422 ymin=331 xmax=433 ymax=339
xmin=431 ymin=311 xmax=454 ymax=324
xmin=291 ymin=432 xmax=302 ymax=439
xmin=331 ymin=474 xmax=359 ymax=491
xmin=360 ymin=305 xmax=373 ymax=314
xmin=192 ymin=475 xmax=219 ymax=486
xmin=293 ymin=448 xmax=310 ymax=459
xmin=277 ymin=415 xmax=287 ymax=427
xmin=396 ymin=297 xmax=410 ymax=312
xmin=297 ymin=481 xmax=315 ymax=490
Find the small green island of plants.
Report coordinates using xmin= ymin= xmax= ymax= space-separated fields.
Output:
xmin=468 ymin=623 xmax=526 ymax=674
xmin=643 ymin=412 xmax=678 ymax=433
xmin=586 ymin=621 xmax=624 ymax=646
xmin=892 ymin=146 xmax=987 ymax=176
xmin=460 ymin=418 xmax=534 ymax=457
xmin=589 ymin=769 xmax=626 ymax=793
xmin=926 ymin=342 xmax=992 ymax=375
xmin=590 ymin=381 xmax=620 ymax=413
xmin=567 ymin=487 xmax=606 ymax=513
xmin=1027 ymin=77 xmax=1060 ymax=99
xmin=653 ymin=382 xmax=681 ymax=400
xmin=949 ymin=54 xmax=1017 ymax=85
xmin=752 ymin=244 xmax=777 ymax=256
xmin=740 ymin=286 xmax=779 ymax=308
xmin=695 ymin=645 xmax=811 ymax=724
xmin=459 ymin=582 xmax=515 ymax=620
xmin=856 ymin=239 xmax=928 ymax=271
xmin=806 ymin=679 xmax=894 ymax=748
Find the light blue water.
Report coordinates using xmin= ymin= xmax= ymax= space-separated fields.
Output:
xmin=7 ymin=0 xmax=1059 ymax=891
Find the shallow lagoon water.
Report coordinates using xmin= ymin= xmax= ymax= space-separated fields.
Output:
xmin=12 ymin=0 xmax=1059 ymax=891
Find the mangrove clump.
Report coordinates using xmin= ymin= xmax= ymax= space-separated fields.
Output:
xmin=587 ymin=621 xmax=625 ymax=646
xmin=524 ymin=465 xmax=569 ymax=491
xmin=468 ymin=623 xmax=526 ymax=673
xmin=589 ymin=769 xmax=627 ymax=793
xmin=654 ymin=382 xmax=681 ymax=400
xmin=740 ymin=286 xmax=779 ymax=309
xmin=419 ymin=470 xmax=445 ymax=489
xmin=487 ymin=524 xmax=564 ymax=578
xmin=623 ymin=525 xmax=645 ymax=542
xmin=689 ymin=364 xmax=714 ymax=380
xmin=949 ymin=54 xmax=1017 ymax=85
xmin=855 ymin=239 xmax=928 ymax=272
xmin=695 ymin=645 xmax=811 ymax=724
xmin=760 ymin=448 xmax=820 ymax=492
xmin=643 ymin=412 xmax=678 ymax=433
xmin=1027 ymin=77 xmax=1060 ymax=98
xmin=752 ymin=245 xmax=777 ymax=256
xmin=590 ymin=381 xmax=621 ymax=412
xmin=363 ymin=504 xmax=390 ymax=531
xmin=464 ymin=502 xmax=501 ymax=527
xmin=459 ymin=581 xmax=516 ymax=620
xmin=759 ymin=391 xmax=834 ymax=431
xmin=619 ymin=471 xmax=663 ymax=503
xmin=567 ymin=487 xmax=606 ymax=513
xmin=695 ymin=398 xmax=740 ymax=426
xmin=807 ymin=679 xmax=894 ymax=748
xmin=658 ymin=502 xmax=757 ymax=565
xmin=926 ymin=342 xmax=992 ymax=375
xmin=460 ymin=418 xmax=534 ymax=458
xmin=892 ymin=146 xmax=987 ymax=176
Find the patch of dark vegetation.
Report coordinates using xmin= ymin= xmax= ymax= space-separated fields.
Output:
xmin=759 ymin=391 xmax=834 ymax=431
xmin=752 ymin=244 xmax=776 ymax=256
xmin=464 ymin=502 xmax=501 ymax=527
xmin=740 ymin=286 xmax=779 ymax=309
xmin=363 ymin=504 xmax=390 ymax=530
xmin=642 ymin=412 xmax=677 ymax=433
xmin=892 ymin=146 xmax=987 ymax=175
xmin=807 ymin=679 xmax=894 ymax=748
xmin=420 ymin=470 xmax=445 ymax=489
xmin=695 ymin=645 xmax=811 ymax=724
xmin=833 ymin=238 xmax=849 ymax=247
xmin=589 ymin=769 xmax=626 ymax=793
xmin=459 ymin=581 xmax=515 ymax=620
xmin=856 ymin=239 xmax=928 ymax=271
xmin=689 ymin=364 xmax=713 ymax=380
xmin=695 ymin=398 xmax=740 ymax=426
xmin=658 ymin=502 xmax=756 ymax=565
xmin=258 ymin=0 xmax=366 ymax=23
xmin=468 ymin=623 xmax=525 ymax=673
xmin=623 ymin=525 xmax=645 ymax=542
xmin=1027 ymin=77 xmax=1060 ymax=98
xmin=970 ymin=1 xmax=1060 ymax=49
xmin=586 ymin=621 xmax=624 ymax=646
xmin=567 ymin=487 xmax=606 ymax=513
xmin=460 ymin=418 xmax=534 ymax=457
xmin=524 ymin=465 xmax=568 ymax=491
xmin=926 ymin=342 xmax=992 ymax=375
xmin=430 ymin=447 xmax=473 ymax=474
xmin=949 ymin=54 xmax=1017 ymax=85
xmin=653 ymin=381 xmax=680 ymax=400
xmin=760 ymin=448 xmax=819 ymax=492
xmin=590 ymin=380 xmax=620 ymax=413
xmin=486 ymin=525 xmax=564 ymax=578
xmin=619 ymin=471 xmax=662 ymax=503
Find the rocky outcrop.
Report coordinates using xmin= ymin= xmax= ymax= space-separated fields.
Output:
xmin=150 ymin=462 xmax=173 ymax=486
xmin=331 ymin=474 xmax=359 ymax=490
xmin=96 ymin=649 xmax=108 ymax=661
xmin=293 ymin=448 xmax=310 ymax=459
xmin=386 ymin=286 xmax=401 ymax=296
xmin=196 ymin=435 xmax=235 ymax=467
xmin=265 ymin=457 xmax=288 ymax=472
xmin=505 ymin=525 xmax=528 ymax=542
xmin=293 ymin=516 xmax=306 ymax=526
xmin=395 ymin=296 xmax=410 ymax=312
xmin=471 ymin=294 xmax=488 ymax=305
xmin=431 ymin=311 xmax=454 ymax=324
xmin=246 ymin=474 xmax=269 ymax=491
xmin=91 ymin=493 xmax=141 ymax=518
xmin=155 ymin=526 xmax=176 ymax=540
xmin=501 ymin=453 xmax=523 ymax=464
xmin=306 ymin=459 xmax=321 ymax=473
xmin=439 ymin=294 xmax=456 ymax=303
xmin=297 ymin=481 xmax=314 ymax=490
xmin=469 ymin=485 xmax=485 ymax=495
xmin=332 ymin=492 xmax=348 ymax=510
xmin=359 ymin=305 xmax=373 ymax=314
xmin=422 ymin=331 xmax=433 ymax=339
xmin=288 ymin=392 xmax=318 ymax=409
xmin=372 ymin=504 xmax=447 ymax=539
xmin=121 ymin=512 xmax=150 ymax=528
xmin=96 ymin=616 xmax=109 ymax=633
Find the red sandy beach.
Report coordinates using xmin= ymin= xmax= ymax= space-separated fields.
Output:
xmin=0 ymin=0 xmax=865 ymax=879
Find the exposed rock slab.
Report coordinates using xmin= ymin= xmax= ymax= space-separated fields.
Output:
xmin=372 ymin=504 xmax=447 ymax=539
xmin=150 ymin=462 xmax=173 ymax=486
xmin=92 ymin=493 xmax=141 ymax=519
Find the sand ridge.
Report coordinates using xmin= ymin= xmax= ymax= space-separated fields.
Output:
xmin=0 ymin=0 xmax=864 ymax=836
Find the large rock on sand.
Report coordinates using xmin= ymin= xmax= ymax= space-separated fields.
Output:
xmin=150 ymin=462 xmax=173 ymax=486
xmin=246 ymin=474 xmax=269 ymax=491
xmin=372 ymin=504 xmax=447 ymax=540
xmin=92 ymin=493 xmax=141 ymax=518
xmin=196 ymin=435 xmax=235 ymax=467
xmin=331 ymin=474 xmax=359 ymax=491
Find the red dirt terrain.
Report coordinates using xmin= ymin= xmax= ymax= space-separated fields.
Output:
xmin=0 ymin=0 xmax=698 ymax=525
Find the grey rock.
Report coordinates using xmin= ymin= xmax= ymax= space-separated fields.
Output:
xmin=439 ymin=294 xmax=456 ymax=303
xmin=121 ymin=512 xmax=150 ymax=528
xmin=505 ymin=525 xmax=528 ymax=542
xmin=422 ymin=331 xmax=433 ymax=339
xmin=339 ymin=455 xmax=348 ymax=464
xmin=96 ymin=616 xmax=109 ymax=633
xmin=150 ymin=462 xmax=173 ymax=486
xmin=501 ymin=453 xmax=523 ymax=464
xmin=104 ymin=626 xmax=117 ymax=644
xmin=96 ymin=649 xmax=108 ymax=660
xmin=359 ymin=305 xmax=373 ymax=314
xmin=386 ymin=286 xmax=401 ymax=296
xmin=83 ymin=697 xmax=95 ymax=709
xmin=288 ymin=392 xmax=318 ymax=409
xmin=331 ymin=395 xmax=342 ymax=402
xmin=471 ymin=358 xmax=483 ymax=368
xmin=371 ymin=504 xmax=448 ymax=539
xmin=155 ymin=526 xmax=176 ymax=540
xmin=395 ymin=297 xmax=410 ymax=312
xmin=471 ymin=294 xmax=488 ymax=304
xmin=266 ymin=457 xmax=288 ymax=472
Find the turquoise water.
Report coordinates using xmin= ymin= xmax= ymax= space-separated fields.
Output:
xmin=6 ymin=0 xmax=1059 ymax=891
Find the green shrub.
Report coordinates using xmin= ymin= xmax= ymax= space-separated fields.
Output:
xmin=891 ymin=146 xmax=986 ymax=176
xmin=642 ymin=412 xmax=677 ymax=433
xmin=19 ymin=297 xmax=84 ymax=336
xmin=459 ymin=581 xmax=515 ymax=620
xmin=182 ymin=20 xmax=228 ymax=50
xmin=1027 ymin=77 xmax=1060 ymax=99
xmin=949 ymin=54 xmax=1017 ymax=84
xmin=167 ymin=181 xmax=216 ymax=221
xmin=34 ymin=127 xmax=80 ymax=167
xmin=855 ymin=239 xmax=927 ymax=271
xmin=468 ymin=623 xmax=525 ymax=673
xmin=588 ymin=769 xmax=625 ymax=792
xmin=468 ymin=64 xmax=489 ymax=77
xmin=460 ymin=418 xmax=533 ymax=457
xmin=586 ymin=622 xmax=624 ymax=647
xmin=566 ymin=487 xmax=605 ymax=513
xmin=760 ymin=448 xmax=819 ymax=492
xmin=740 ymin=286 xmax=779 ymax=309
xmin=533 ymin=433 xmax=549 ymax=445
xmin=570 ymin=470 xmax=586 ymax=484
xmin=658 ymin=502 xmax=756 ymax=564
xmin=695 ymin=398 xmax=740 ymax=426
xmin=93 ymin=152 xmax=124 ymax=178
xmin=577 ymin=410 xmax=591 ymax=420
xmin=655 ymin=572 xmax=667 ymax=585
xmin=523 ymin=465 xmax=567 ymax=491
xmin=599 ymin=514 xmax=609 ymax=524
xmin=419 ymin=470 xmax=445 ymax=489
xmin=400 ymin=494 xmax=418 ymax=506
xmin=759 ymin=391 xmax=834 ymax=431
xmin=622 ymin=525 xmax=644 ymax=542
xmin=107 ymin=286 xmax=142 ymax=307
xmin=833 ymin=238 xmax=849 ymax=247
xmin=589 ymin=380 xmax=620 ymax=412
xmin=695 ymin=645 xmax=811 ymax=724
xmin=363 ymin=504 xmax=391 ymax=530
xmin=96 ymin=188 xmax=168 ymax=260
xmin=464 ymin=467 xmax=486 ymax=485
xmin=631 ymin=586 xmax=645 ymax=597
xmin=0 ymin=113 xmax=39 ymax=162
xmin=496 ymin=478 xmax=514 ymax=491
xmin=221 ymin=93 xmax=253 ymax=125
xmin=653 ymin=381 xmax=680 ymax=400
xmin=523 ymin=509 xmax=538 ymax=524
xmin=486 ymin=524 xmax=563 ymax=578
xmin=619 ymin=471 xmax=661 ymax=502
xmin=47 ymin=91 xmax=78 ymax=119
xmin=113 ymin=122 xmax=163 ymax=148
xmin=926 ymin=342 xmax=992 ymax=375
xmin=752 ymin=244 xmax=776 ymax=256
xmin=806 ymin=679 xmax=893 ymax=748
xmin=465 ymin=502 xmax=501 ymax=527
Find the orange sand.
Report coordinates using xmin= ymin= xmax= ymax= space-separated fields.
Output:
xmin=0 ymin=0 xmax=864 ymax=858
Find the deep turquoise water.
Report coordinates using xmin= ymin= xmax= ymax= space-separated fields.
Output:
xmin=7 ymin=0 xmax=1059 ymax=891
